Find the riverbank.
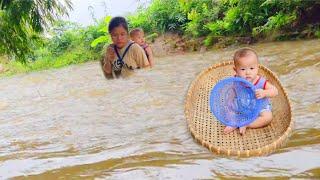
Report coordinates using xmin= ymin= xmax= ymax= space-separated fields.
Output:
xmin=0 ymin=35 xmax=319 ymax=78
xmin=149 ymin=32 xmax=320 ymax=57
xmin=0 ymin=50 xmax=98 ymax=77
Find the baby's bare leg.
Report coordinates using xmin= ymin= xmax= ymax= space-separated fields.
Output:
xmin=223 ymin=126 xmax=237 ymax=134
xmin=248 ymin=111 xmax=272 ymax=129
xmin=239 ymin=111 xmax=272 ymax=135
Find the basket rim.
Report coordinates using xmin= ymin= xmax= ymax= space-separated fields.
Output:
xmin=184 ymin=61 xmax=294 ymax=157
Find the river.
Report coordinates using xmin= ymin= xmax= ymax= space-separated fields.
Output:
xmin=0 ymin=39 xmax=319 ymax=179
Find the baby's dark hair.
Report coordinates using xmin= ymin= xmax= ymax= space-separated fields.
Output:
xmin=233 ymin=47 xmax=258 ymax=66
xmin=108 ymin=16 xmax=128 ymax=33
xmin=129 ymin=28 xmax=144 ymax=37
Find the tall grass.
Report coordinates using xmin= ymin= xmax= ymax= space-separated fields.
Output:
xmin=1 ymin=20 xmax=106 ymax=77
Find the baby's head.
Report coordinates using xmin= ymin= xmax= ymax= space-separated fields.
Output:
xmin=130 ymin=28 xmax=145 ymax=46
xmin=233 ymin=47 xmax=259 ymax=83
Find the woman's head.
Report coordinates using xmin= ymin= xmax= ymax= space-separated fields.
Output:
xmin=108 ymin=16 xmax=129 ymax=48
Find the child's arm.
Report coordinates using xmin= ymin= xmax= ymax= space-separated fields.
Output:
xmin=145 ymin=46 xmax=154 ymax=67
xmin=255 ymin=81 xmax=278 ymax=99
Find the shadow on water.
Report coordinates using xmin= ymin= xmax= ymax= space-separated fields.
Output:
xmin=287 ymin=128 xmax=320 ymax=148
xmin=14 ymin=152 xmax=212 ymax=178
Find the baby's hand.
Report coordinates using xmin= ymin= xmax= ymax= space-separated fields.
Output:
xmin=255 ymin=89 xmax=266 ymax=99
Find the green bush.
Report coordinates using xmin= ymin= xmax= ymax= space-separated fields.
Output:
xmin=128 ymin=0 xmax=187 ymax=33
xmin=3 ymin=0 xmax=320 ymax=77
xmin=90 ymin=16 xmax=112 ymax=48
xmin=123 ymin=0 xmax=320 ymax=48
xmin=180 ymin=0 xmax=220 ymax=37
xmin=127 ymin=8 xmax=153 ymax=33
xmin=315 ymin=29 xmax=320 ymax=38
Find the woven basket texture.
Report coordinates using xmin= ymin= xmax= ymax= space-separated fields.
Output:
xmin=185 ymin=61 xmax=293 ymax=157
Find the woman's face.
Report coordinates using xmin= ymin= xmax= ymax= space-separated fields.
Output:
xmin=110 ymin=26 xmax=129 ymax=49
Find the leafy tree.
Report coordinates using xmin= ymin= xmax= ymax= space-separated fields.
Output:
xmin=90 ymin=16 xmax=112 ymax=48
xmin=128 ymin=0 xmax=187 ymax=33
xmin=179 ymin=0 xmax=220 ymax=37
xmin=0 ymin=0 xmax=72 ymax=63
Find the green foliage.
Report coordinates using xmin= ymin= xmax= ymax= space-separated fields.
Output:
xmin=2 ymin=0 xmax=320 ymax=77
xmin=91 ymin=36 xmax=109 ymax=48
xmin=127 ymin=8 xmax=153 ymax=33
xmin=90 ymin=16 xmax=112 ymax=48
xmin=47 ymin=21 xmax=81 ymax=56
xmin=206 ymin=0 xmax=270 ymax=37
xmin=128 ymin=0 xmax=187 ymax=33
xmin=127 ymin=0 xmax=319 ymax=46
xmin=148 ymin=0 xmax=186 ymax=32
xmin=316 ymin=29 xmax=320 ymax=38
xmin=180 ymin=0 xmax=220 ymax=37
xmin=253 ymin=12 xmax=296 ymax=37
xmin=206 ymin=20 xmax=226 ymax=36
xmin=1 ymin=45 xmax=99 ymax=77
xmin=0 ymin=0 xmax=72 ymax=63
xmin=204 ymin=35 xmax=216 ymax=47
xmin=0 ymin=20 xmax=104 ymax=76
xmin=44 ymin=19 xmax=104 ymax=59
xmin=145 ymin=33 xmax=159 ymax=43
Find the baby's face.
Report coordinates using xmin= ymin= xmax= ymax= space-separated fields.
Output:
xmin=131 ymin=32 xmax=145 ymax=45
xmin=234 ymin=53 xmax=259 ymax=83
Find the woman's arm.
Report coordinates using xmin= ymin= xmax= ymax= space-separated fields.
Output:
xmin=103 ymin=45 xmax=116 ymax=74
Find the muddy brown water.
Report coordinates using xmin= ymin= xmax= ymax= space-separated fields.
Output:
xmin=0 ymin=39 xmax=319 ymax=179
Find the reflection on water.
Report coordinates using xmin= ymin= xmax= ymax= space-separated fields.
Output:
xmin=0 ymin=39 xmax=319 ymax=179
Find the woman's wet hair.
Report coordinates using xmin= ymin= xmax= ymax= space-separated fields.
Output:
xmin=108 ymin=16 xmax=128 ymax=33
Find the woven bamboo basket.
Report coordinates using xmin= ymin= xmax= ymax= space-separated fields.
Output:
xmin=185 ymin=61 xmax=293 ymax=157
